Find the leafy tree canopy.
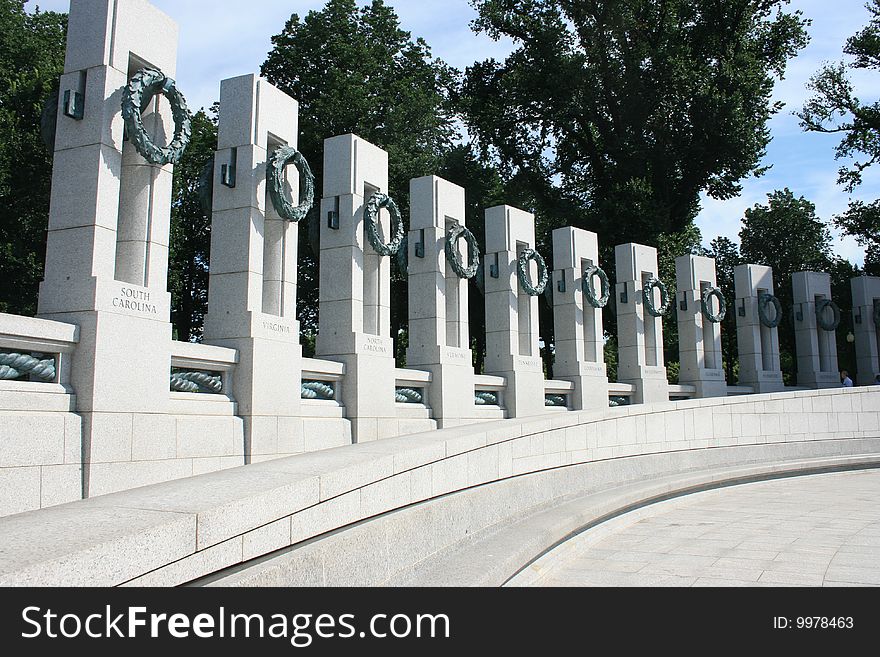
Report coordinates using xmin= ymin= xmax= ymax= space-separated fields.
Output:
xmin=261 ymin=0 xmax=459 ymax=208
xmin=835 ymin=200 xmax=880 ymax=274
xmin=800 ymin=0 xmax=880 ymax=273
xmin=800 ymin=0 xmax=880 ymax=192
xmin=0 ymin=0 xmax=66 ymax=315
xmin=460 ymin=0 xmax=809 ymax=247
xmin=739 ymin=188 xmax=833 ymax=283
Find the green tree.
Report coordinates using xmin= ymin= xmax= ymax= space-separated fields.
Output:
xmin=800 ymin=0 xmax=880 ymax=193
xmin=0 ymin=1 xmax=66 ymax=315
xmin=739 ymin=188 xmax=834 ymax=383
xmin=169 ymin=108 xmax=217 ymax=342
xmin=261 ymin=0 xmax=460 ymax=358
xmin=740 ymin=189 xmax=833 ymax=286
xmin=459 ymin=0 xmax=809 ymax=249
xmin=835 ymin=201 xmax=880 ymax=274
xmin=800 ymin=0 xmax=880 ymax=272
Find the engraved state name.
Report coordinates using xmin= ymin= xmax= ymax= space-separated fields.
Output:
xmin=112 ymin=287 xmax=158 ymax=315
xmin=262 ymin=322 xmax=292 ymax=334
xmin=361 ymin=336 xmax=390 ymax=355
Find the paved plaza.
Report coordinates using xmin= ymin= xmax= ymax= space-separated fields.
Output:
xmin=524 ymin=469 xmax=880 ymax=587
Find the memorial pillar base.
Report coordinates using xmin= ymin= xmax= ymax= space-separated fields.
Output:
xmin=204 ymin=310 xmax=303 ymax=461
xmin=620 ymin=366 xmax=669 ymax=405
xmin=556 ymin=362 xmax=609 ymax=411
xmin=492 ymin=356 xmax=546 ymax=418
xmin=685 ymin=374 xmax=729 ymax=399
xmin=323 ymin=333 xmax=397 ymax=443
xmin=797 ymin=372 xmax=841 ymax=390
xmin=408 ymin=346 xmax=475 ymax=429
xmin=739 ymin=369 xmax=785 ymax=394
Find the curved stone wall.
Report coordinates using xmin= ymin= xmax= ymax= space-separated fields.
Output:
xmin=0 ymin=387 xmax=878 ymax=587
xmin=203 ymin=451 xmax=880 ymax=587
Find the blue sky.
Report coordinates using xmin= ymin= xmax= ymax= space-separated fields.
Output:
xmin=29 ymin=0 xmax=879 ymax=264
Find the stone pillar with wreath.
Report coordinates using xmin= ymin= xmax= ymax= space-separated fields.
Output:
xmin=551 ymin=227 xmax=610 ymax=410
xmin=483 ymin=206 xmax=548 ymax=417
xmin=315 ymin=134 xmax=399 ymax=442
xmin=614 ymin=243 xmax=670 ymax=404
xmin=36 ymin=0 xmax=187 ymax=496
xmin=850 ymin=276 xmax=880 ymax=385
xmin=405 ymin=176 xmax=479 ymax=427
xmin=203 ymin=74 xmax=316 ymax=458
xmin=734 ymin=264 xmax=785 ymax=393
xmin=792 ymin=271 xmax=841 ymax=389
xmin=675 ymin=255 xmax=728 ymax=398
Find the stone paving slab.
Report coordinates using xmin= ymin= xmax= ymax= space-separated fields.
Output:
xmin=398 ymin=455 xmax=880 ymax=587
xmin=520 ymin=470 xmax=880 ymax=587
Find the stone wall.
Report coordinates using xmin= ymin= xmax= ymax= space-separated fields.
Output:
xmin=0 ymin=314 xmax=81 ymax=515
xmin=0 ymin=386 xmax=876 ymax=586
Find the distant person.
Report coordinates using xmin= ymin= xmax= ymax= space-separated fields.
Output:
xmin=841 ymin=371 xmax=854 ymax=387
xmin=874 ymin=374 xmax=880 ymax=385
